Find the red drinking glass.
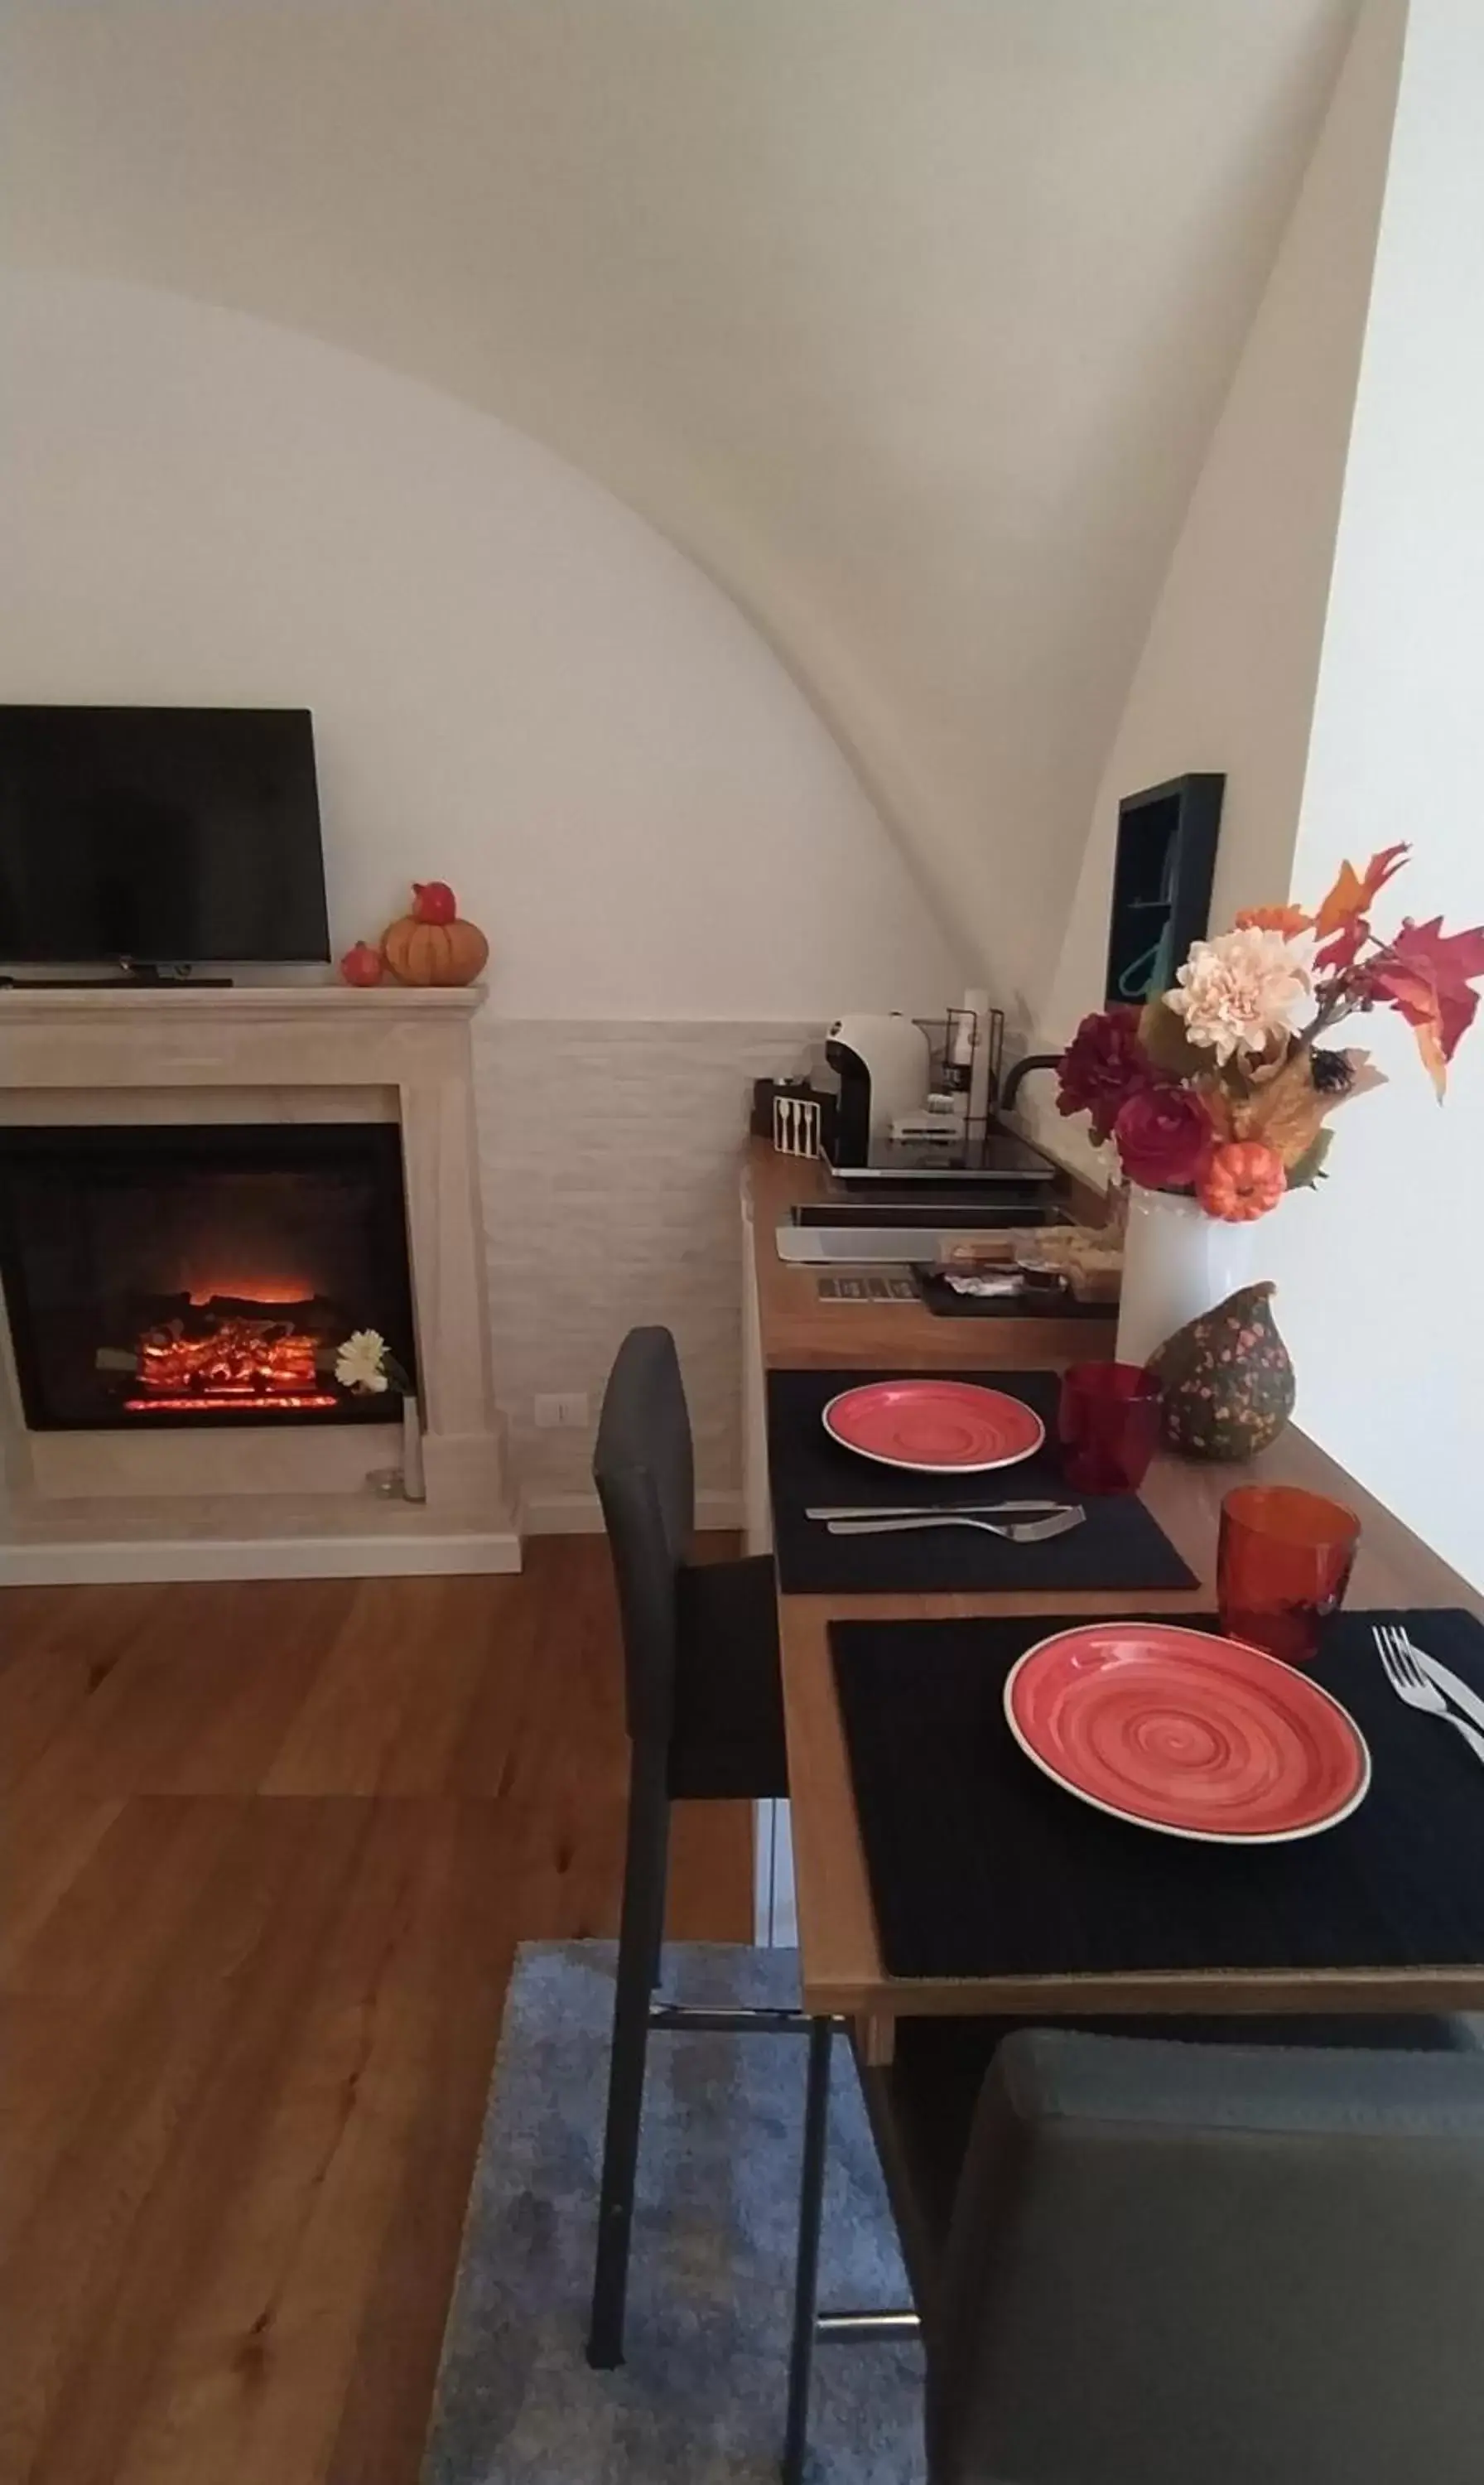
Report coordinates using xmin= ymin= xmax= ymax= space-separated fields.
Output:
xmin=1217 ymin=1485 xmax=1361 ymax=1667
xmin=1058 ymin=1362 xmax=1163 ymax=1495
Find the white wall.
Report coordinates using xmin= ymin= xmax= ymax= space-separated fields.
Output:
xmin=1028 ymin=0 xmax=1404 ymax=1180
xmin=1267 ymin=0 xmax=1484 ymax=1588
xmin=0 ymin=0 xmax=1359 ymax=1009
xmin=0 ymin=271 xmax=961 ymax=1018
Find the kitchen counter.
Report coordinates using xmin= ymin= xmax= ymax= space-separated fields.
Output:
xmin=744 ymin=1136 xmax=1115 ymax=1372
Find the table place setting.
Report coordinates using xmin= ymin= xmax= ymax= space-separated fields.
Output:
xmin=828 ymin=1600 xmax=1484 ymax=1987
xmin=765 ymin=1363 xmax=1197 ymax=1594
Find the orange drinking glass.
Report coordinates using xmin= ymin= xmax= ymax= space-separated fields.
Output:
xmin=1217 ymin=1485 xmax=1361 ymax=1666
xmin=1058 ymin=1362 xmax=1163 ymax=1495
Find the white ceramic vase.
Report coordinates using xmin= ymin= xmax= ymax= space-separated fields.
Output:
xmin=1115 ymin=1185 xmax=1262 ymax=1368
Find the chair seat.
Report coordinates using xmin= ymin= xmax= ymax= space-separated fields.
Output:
xmin=667 ymin=1555 xmax=788 ymax=1801
xmin=858 ymin=2007 xmax=1481 ymax=2321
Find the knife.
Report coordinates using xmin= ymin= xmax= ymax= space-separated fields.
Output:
xmin=1406 ymin=1632 xmax=1484 ymax=1736
xmin=805 ymin=1498 xmax=1068 ymax=1522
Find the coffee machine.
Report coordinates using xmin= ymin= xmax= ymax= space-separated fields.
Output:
xmin=822 ymin=1014 xmax=932 ymax=1166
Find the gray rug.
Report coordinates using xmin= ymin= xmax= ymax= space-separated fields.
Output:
xmin=422 ymin=1942 xmax=925 ymax=2483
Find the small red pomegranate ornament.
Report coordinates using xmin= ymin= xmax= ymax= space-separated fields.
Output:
xmin=339 ymin=940 xmax=385 ymax=987
xmin=412 ymin=881 xmax=458 ymax=926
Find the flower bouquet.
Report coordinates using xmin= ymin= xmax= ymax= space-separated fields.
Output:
xmin=1058 ymin=843 xmax=1484 ymax=1220
xmin=1054 ymin=846 xmax=1484 ymax=1385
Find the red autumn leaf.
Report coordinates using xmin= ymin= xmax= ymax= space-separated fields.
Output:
xmin=1314 ymin=915 xmax=1371 ymax=973
xmin=1371 ymin=914 xmax=1484 ymax=1098
xmin=1313 ymin=842 xmax=1409 ymax=941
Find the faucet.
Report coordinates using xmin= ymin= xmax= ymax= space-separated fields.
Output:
xmin=999 ymin=1053 xmax=1062 ymax=1116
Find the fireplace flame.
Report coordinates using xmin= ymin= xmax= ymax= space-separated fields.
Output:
xmin=131 ymin=1307 xmax=333 ymax=1413
xmin=181 ymin=1276 xmax=318 ymax=1308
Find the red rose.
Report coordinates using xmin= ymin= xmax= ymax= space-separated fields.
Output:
xmin=1055 ymin=1006 xmax=1153 ymax=1142
xmin=1112 ymin=1085 xmax=1213 ymax=1192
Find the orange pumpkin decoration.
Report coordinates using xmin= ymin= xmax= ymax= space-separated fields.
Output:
xmin=381 ymin=913 xmax=489 ymax=987
xmin=1197 ymin=1139 xmax=1286 ymax=1223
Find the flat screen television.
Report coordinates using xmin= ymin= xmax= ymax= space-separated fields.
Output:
xmin=0 ymin=706 xmax=330 ymax=967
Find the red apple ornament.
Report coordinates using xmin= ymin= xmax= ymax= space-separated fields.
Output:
xmin=339 ymin=940 xmax=385 ymax=987
xmin=412 ymin=881 xmax=458 ymax=926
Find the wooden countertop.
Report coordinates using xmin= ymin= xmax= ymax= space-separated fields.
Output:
xmin=745 ymin=1138 xmax=1116 ymax=1372
xmin=747 ymin=1137 xmax=1484 ymax=2029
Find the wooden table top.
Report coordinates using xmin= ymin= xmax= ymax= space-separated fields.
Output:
xmin=747 ymin=1141 xmax=1484 ymax=2031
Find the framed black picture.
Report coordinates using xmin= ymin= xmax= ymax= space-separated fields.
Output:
xmin=1104 ymin=773 xmax=1224 ymax=1009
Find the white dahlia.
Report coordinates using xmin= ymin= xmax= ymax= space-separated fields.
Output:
xmin=1166 ymin=929 xmax=1310 ymax=1064
xmin=335 ymin=1328 xmax=390 ymax=1392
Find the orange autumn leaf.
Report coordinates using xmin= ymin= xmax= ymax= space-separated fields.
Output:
xmin=1313 ymin=842 xmax=1409 ymax=940
xmin=1235 ymin=904 xmax=1313 ymax=937
xmin=1231 ymin=1051 xmax=1330 ymax=1169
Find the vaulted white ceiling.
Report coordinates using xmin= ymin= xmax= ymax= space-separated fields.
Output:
xmin=1 ymin=0 xmax=1358 ymax=1004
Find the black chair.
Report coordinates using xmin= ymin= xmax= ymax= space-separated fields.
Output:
xmin=586 ymin=1325 xmax=804 ymax=2369
xmin=787 ymin=2012 xmax=1484 ymax=2483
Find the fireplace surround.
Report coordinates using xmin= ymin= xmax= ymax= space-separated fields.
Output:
xmin=0 ymin=982 xmax=514 ymax=1580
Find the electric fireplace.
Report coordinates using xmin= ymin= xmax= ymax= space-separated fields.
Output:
xmin=0 ymin=1123 xmax=417 ymax=1431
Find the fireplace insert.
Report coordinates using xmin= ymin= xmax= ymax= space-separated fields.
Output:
xmin=0 ymin=1123 xmax=417 ymax=1430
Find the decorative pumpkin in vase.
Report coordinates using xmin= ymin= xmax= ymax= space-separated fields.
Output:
xmin=380 ymin=881 xmax=489 ymax=987
xmin=1149 ymin=1281 xmax=1296 ymax=1461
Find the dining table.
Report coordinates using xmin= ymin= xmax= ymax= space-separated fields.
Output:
xmin=744 ymin=1139 xmax=1484 ymax=2059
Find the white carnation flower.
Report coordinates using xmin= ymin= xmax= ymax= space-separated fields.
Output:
xmin=1166 ymin=929 xmax=1310 ymax=1064
xmin=335 ymin=1329 xmax=390 ymax=1392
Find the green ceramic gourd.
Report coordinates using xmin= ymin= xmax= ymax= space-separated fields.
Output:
xmin=1148 ymin=1281 xmax=1295 ymax=1460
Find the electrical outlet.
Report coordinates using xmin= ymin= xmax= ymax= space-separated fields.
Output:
xmin=534 ymin=1392 xmax=590 ymax=1431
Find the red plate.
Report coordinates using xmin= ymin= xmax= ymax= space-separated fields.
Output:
xmin=822 ymin=1378 xmax=1044 ymax=1474
xmin=1004 ymin=1621 xmax=1370 ymax=1844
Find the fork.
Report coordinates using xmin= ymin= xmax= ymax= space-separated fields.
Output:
xmin=826 ymin=1507 xmax=1084 ymax=1546
xmin=1375 ymin=1624 xmax=1484 ymax=1768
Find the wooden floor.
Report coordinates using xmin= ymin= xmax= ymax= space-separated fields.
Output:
xmin=0 ymin=1542 xmax=753 ymax=2485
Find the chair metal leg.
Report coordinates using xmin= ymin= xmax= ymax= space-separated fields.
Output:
xmin=646 ymin=1793 xmax=671 ymax=1996
xmin=781 ymin=2015 xmax=834 ymax=2485
xmin=587 ymin=1743 xmax=669 ymax=2368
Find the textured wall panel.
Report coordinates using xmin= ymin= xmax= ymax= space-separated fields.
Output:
xmin=474 ymin=1021 xmax=817 ymax=1503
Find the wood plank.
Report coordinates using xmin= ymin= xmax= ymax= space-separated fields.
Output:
xmin=4 ymin=1583 xmax=329 ymax=1807
xmin=0 ymin=1538 xmax=752 ymax=2485
xmin=84 ymin=1804 xmax=507 ymax=2485
xmin=0 ymin=1583 xmax=166 ymax=1788
xmin=262 ymin=1578 xmax=489 ymax=1797
xmin=3 ymin=1798 xmax=350 ymax=2479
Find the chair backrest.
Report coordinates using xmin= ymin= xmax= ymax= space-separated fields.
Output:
xmin=592 ymin=1326 xmax=696 ymax=1746
xmin=931 ymin=2028 xmax=1484 ymax=2485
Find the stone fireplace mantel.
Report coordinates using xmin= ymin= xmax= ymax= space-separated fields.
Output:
xmin=0 ymin=983 xmax=518 ymax=1582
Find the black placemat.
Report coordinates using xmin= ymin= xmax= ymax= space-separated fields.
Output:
xmin=767 ymin=1367 xmax=1195 ymax=1595
xmin=913 ymin=1269 xmax=1110 ymax=1322
xmin=831 ymin=1609 xmax=1484 ymax=1981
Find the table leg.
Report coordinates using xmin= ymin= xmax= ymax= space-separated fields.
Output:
xmin=857 ymin=2010 xmax=896 ymax=2066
